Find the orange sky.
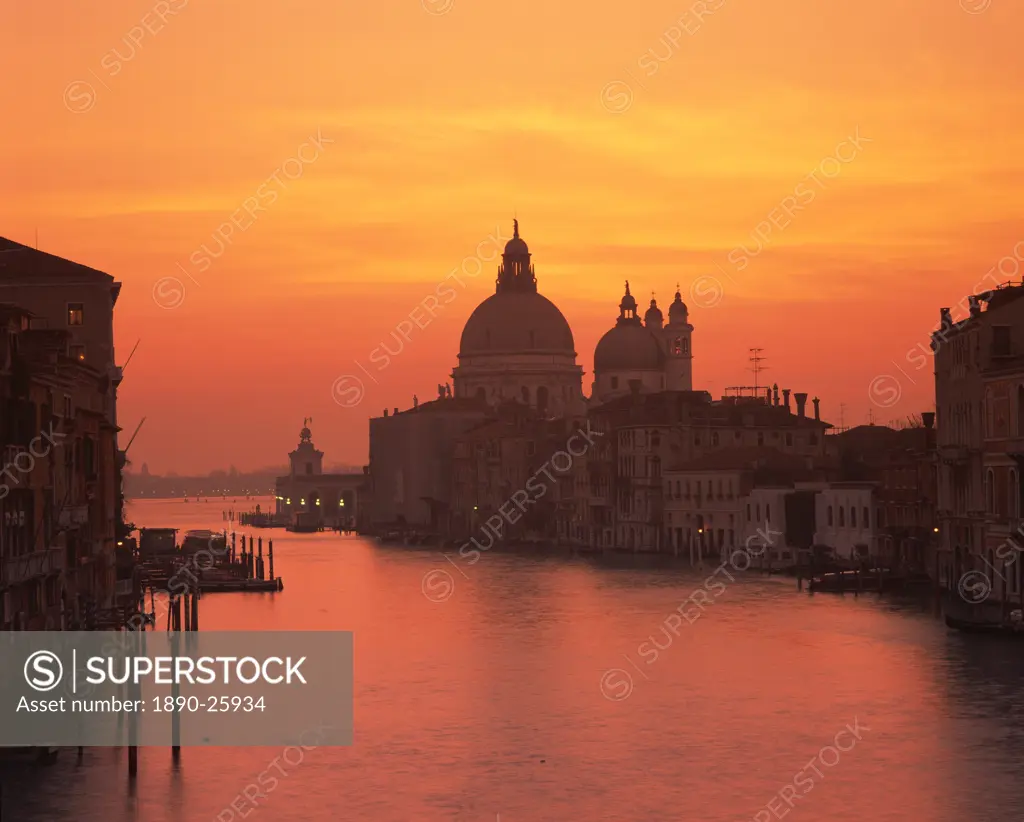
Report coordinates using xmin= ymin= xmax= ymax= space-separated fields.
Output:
xmin=2 ymin=0 xmax=1023 ymax=472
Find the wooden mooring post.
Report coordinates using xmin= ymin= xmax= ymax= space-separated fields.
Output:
xmin=268 ymin=539 xmax=275 ymax=582
xmin=257 ymin=537 xmax=264 ymax=581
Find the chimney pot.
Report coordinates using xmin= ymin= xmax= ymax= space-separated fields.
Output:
xmin=922 ymin=411 xmax=935 ymax=429
xmin=794 ymin=392 xmax=808 ymax=418
xmin=812 ymin=397 xmax=820 ymax=421
xmin=782 ymin=389 xmax=791 ymax=412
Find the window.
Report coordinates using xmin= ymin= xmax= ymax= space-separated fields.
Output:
xmin=851 ymin=507 xmax=857 ymax=527
xmin=765 ymin=504 xmax=771 ymax=522
xmin=746 ymin=503 xmax=751 ymax=521
xmin=67 ymin=303 xmax=84 ymax=326
xmin=682 ymin=339 xmax=689 ymax=355
xmin=785 ymin=433 xmax=793 ymax=447
xmin=611 ymin=376 xmax=619 ymax=390
xmin=63 ymin=395 xmax=72 ymax=418
xmin=993 ymin=325 xmax=1012 ymax=356
xmin=712 ymin=432 xmax=720 ymax=446
xmin=673 ymin=336 xmax=682 ymax=355
xmin=70 ymin=344 xmax=86 ymax=362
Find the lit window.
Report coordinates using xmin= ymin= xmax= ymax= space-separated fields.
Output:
xmin=70 ymin=344 xmax=86 ymax=362
xmin=68 ymin=303 xmax=84 ymax=326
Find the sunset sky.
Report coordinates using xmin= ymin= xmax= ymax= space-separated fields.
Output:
xmin=2 ymin=0 xmax=1023 ymax=472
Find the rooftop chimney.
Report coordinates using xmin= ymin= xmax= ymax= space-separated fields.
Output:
xmin=394 ymin=407 xmax=399 ymax=416
xmin=773 ymin=383 xmax=780 ymax=407
xmin=383 ymin=409 xmax=389 ymax=417
xmin=922 ymin=411 xmax=935 ymax=429
xmin=794 ymin=392 xmax=808 ymax=418
xmin=812 ymin=397 xmax=820 ymax=421
xmin=782 ymin=388 xmax=791 ymax=413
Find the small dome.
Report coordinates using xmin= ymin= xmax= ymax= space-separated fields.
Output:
xmin=460 ymin=291 xmax=575 ymax=356
xmin=620 ymin=281 xmax=637 ymax=314
xmin=594 ymin=324 xmax=665 ymax=372
xmin=504 ymin=218 xmax=529 ymax=256
xmin=644 ymin=298 xmax=663 ymax=328
xmin=669 ymin=286 xmax=688 ymax=323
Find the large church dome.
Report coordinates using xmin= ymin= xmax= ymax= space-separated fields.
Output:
xmin=451 ymin=221 xmax=584 ymax=414
xmin=459 ymin=291 xmax=575 ymax=356
xmin=458 ymin=220 xmax=575 ymax=357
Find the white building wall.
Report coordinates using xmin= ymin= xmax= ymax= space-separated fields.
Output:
xmin=814 ymin=487 xmax=877 ymax=561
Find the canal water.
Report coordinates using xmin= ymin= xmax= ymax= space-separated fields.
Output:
xmin=5 ymin=498 xmax=1024 ymax=821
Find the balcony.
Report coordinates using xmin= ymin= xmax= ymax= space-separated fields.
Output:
xmin=2 ymin=548 xmax=62 ymax=586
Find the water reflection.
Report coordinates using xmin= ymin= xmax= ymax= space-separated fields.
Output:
xmin=2 ymin=499 xmax=1024 ymax=821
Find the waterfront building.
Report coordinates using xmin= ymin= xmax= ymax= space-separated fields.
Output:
xmin=0 ymin=236 xmax=127 ymax=541
xmin=274 ymin=422 xmax=365 ymax=530
xmin=813 ymin=483 xmax=879 ymax=562
xmin=0 ymin=303 xmax=120 ymax=629
xmin=587 ymin=388 xmax=830 ymax=553
xmin=367 ymin=391 xmax=488 ymax=531
xmin=830 ymin=417 xmax=938 ymax=572
xmin=933 ymin=284 xmax=1024 ymax=585
xmin=452 ymin=221 xmax=584 ymax=416
xmin=665 ymin=447 xmax=823 ymax=563
xmin=591 ymin=283 xmax=693 ymax=403
xmin=449 ymin=402 xmax=583 ymax=542
xmin=980 ymin=349 xmax=1024 ymax=605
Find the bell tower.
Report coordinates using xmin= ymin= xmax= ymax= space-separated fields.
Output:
xmin=664 ymin=285 xmax=693 ymax=390
xmin=289 ymin=419 xmax=324 ymax=476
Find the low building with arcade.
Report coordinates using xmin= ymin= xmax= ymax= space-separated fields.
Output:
xmin=274 ymin=422 xmax=364 ymax=531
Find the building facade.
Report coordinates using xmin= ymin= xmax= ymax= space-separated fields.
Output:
xmin=1 ymin=304 xmax=120 ymax=629
xmin=274 ymin=422 xmax=364 ymax=530
xmin=934 ymin=285 xmax=1024 ymax=587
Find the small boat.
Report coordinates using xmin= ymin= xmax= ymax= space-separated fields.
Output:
xmin=944 ymin=612 xmax=1024 ymax=636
